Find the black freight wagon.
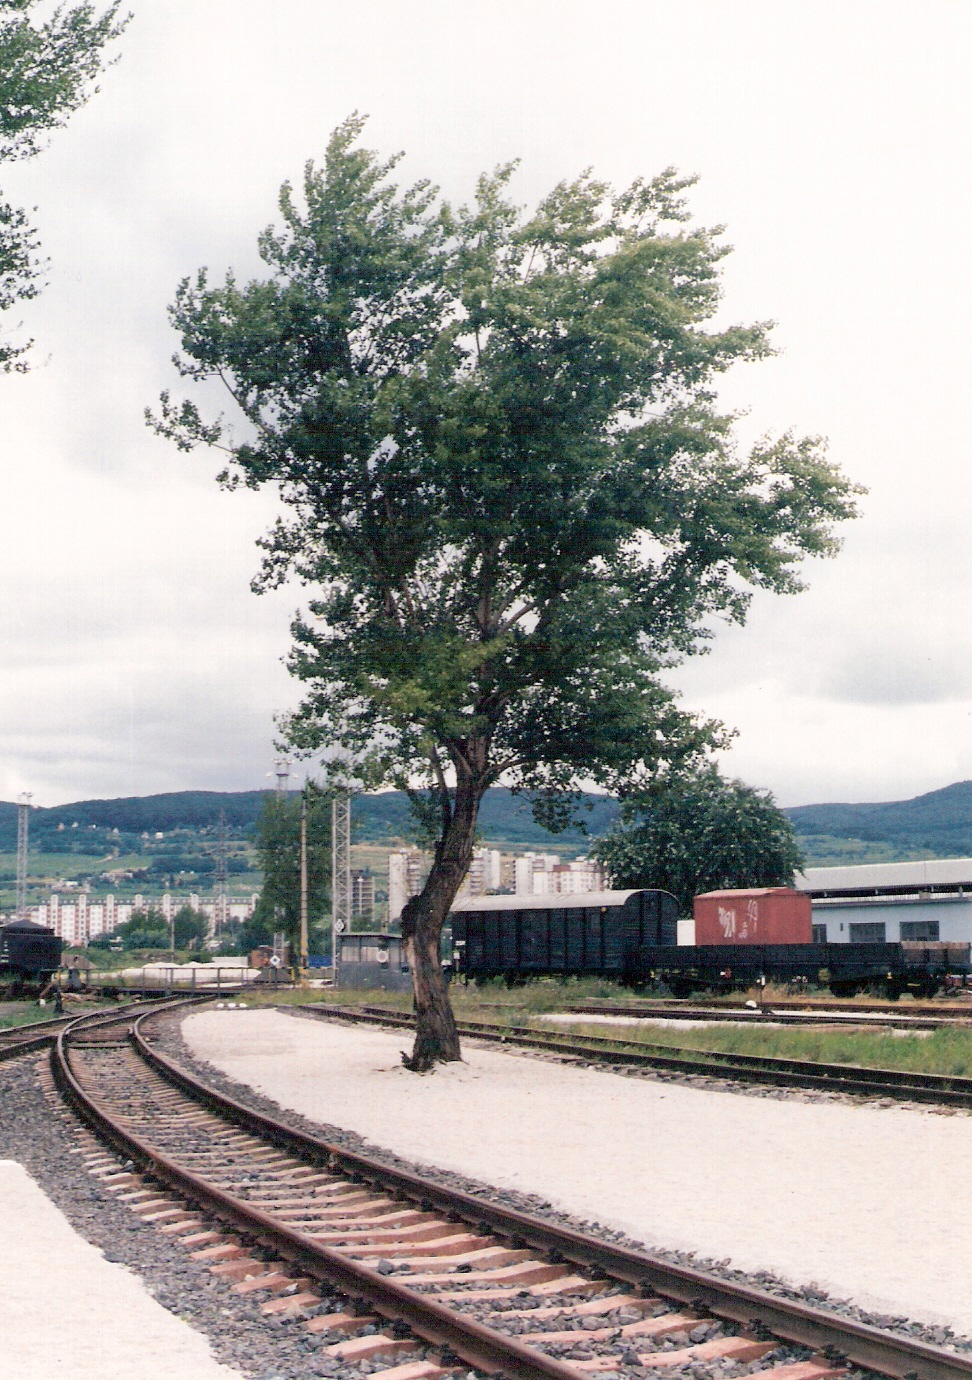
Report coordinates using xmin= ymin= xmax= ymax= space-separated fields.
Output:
xmin=451 ymin=891 xmax=971 ymax=998
xmin=0 ymin=919 xmax=62 ymax=983
xmin=450 ymin=889 xmax=679 ymax=982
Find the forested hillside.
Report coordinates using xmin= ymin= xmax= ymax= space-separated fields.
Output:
xmin=0 ymin=788 xmax=620 ymax=854
xmin=4 ymin=780 xmax=971 ymax=864
xmin=787 ymin=780 xmax=972 ymax=862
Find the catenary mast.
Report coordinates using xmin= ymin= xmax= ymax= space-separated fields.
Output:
xmin=16 ymin=792 xmax=31 ymax=920
xmin=331 ymin=793 xmax=351 ymax=983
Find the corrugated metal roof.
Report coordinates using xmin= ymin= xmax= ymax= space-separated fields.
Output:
xmin=450 ymin=890 xmax=642 ymax=913
xmin=695 ymin=888 xmax=795 ymax=900
xmin=797 ymin=858 xmax=972 ymax=890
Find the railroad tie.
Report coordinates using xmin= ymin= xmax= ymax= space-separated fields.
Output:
xmin=322 ymin=1332 xmax=421 ymax=1362
xmin=306 ymin=1310 xmax=379 ymax=1335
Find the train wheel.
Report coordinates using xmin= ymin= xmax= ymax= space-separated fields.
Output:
xmin=909 ymin=975 xmax=937 ymax=1000
xmin=828 ymin=980 xmax=858 ymax=998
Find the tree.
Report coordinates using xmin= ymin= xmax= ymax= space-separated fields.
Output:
xmin=173 ymin=903 xmax=207 ymax=950
xmin=592 ymin=769 xmax=805 ymax=917
xmin=0 ymin=0 xmax=128 ymax=369
xmin=250 ymin=789 xmax=331 ymax=957
xmin=151 ymin=117 xmax=861 ymax=1069
xmin=115 ymin=906 xmax=167 ymax=951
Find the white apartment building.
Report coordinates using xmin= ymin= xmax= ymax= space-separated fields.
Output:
xmin=32 ymin=890 xmax=257 ymax=946
xmin=388 ymin=850 xmax=430 ymax=922
xmin=514 ymin=854 xmax=605 ymax=896
xmin=33 ymin=894 xmax=133 ymax=945
xmin=454 ymin=848 xmax=503 ymax=905
xmin=513 ymin=853 xmax=559 ymax=894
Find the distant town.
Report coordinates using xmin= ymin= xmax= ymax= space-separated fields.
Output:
xmin=20 ymin=844 xmax=604 ymax=947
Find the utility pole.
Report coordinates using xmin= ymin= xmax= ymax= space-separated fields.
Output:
xmin=331 ymin=792 xmax=351 ymax=986
xmin=299 ymin=788 xmax=309 ymax=971
xmin=16 ymin=792 xmax=31 ymax=921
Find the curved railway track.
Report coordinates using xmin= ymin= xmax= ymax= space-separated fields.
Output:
xmin=563 ymin=1001 xmax=972 ymax=1031
xmin=42 ymin=1000 xmax=972 ymax=1380
xmin=0 ymin=996 xmax=167 ymax=1062
xmin=312 ymin=1004 xmax=972 ymax=1108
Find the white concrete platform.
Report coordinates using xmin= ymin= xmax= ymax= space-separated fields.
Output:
xmin=0 ymin=1160 xmax=244 ymax=1380
xmin=185 ymin=1007 xmax=972 ymax=1336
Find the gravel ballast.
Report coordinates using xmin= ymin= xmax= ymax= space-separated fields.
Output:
xmin=0 ymin=1053 xmax=365 ymax=1380
xmin=183 ymin=1006 xmax=972 ymax=1338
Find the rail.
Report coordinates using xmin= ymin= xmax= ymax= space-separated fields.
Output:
xmin=312 ymin=1004 xmax=972 ymax=1108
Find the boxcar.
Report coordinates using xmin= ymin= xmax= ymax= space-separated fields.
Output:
xmin=450 ymin=889 xmax=679 ymax=982
xmin=0 ymin=919 xmax=62 ymax=983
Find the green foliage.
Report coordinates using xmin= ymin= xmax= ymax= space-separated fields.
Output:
xmin=787 ymin=780 xmax=972 ymax=858
xmin=112 ymin=905 xmax=167 ymax=951
xmin=250 ymin=788 xmax=331 ymax=951
xmin=0 ymin=785 xmax=620 ymax=853
xmin=0 ymin=1 xmax=127 ymax=369
xmin=152 ymin=116 xmax=860 ymax=837
xmin=172 ymin=903 xmax=207 ymax=949
xmin=795 ymin=834 xmax=938 ymax=867
xmin=593 ymin=769 xmax=804 ymax=915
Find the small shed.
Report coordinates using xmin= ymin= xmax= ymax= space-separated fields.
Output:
xmin=337 ymin=931 xmax=411 ymax=992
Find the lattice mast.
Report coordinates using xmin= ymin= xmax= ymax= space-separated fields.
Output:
xmin=16 ymin=792 xmax=31 ymax=920
xmin=273 ymin=757 xmax=290 ymax=797
xmin=214 ymin=811 xmax=228 ymax=937
xmin=298 ymin=789 xmax=309 ymax=970
xmin=331 ymin=792 xmax=351 ymax=983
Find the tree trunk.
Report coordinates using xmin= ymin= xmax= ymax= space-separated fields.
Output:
xmin=399 ymin=772 xmax=483 ymax=1071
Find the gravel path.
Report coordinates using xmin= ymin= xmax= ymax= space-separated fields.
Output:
xmin=183 ymin=1007 xmax=972 ymax=1340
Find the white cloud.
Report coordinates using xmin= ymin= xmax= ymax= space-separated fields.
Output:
xmin=2 ymin=0 xmax=970 ymax=806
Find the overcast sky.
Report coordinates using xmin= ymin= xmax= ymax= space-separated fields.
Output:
xmin=1 ymin=0 xmax=969 ymax=809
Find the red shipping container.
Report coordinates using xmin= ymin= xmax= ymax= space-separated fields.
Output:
xmin=693 ymin=888 xmax=811 ymax=946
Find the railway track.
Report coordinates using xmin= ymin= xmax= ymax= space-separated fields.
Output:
xmin=563 ymin=1001 xmax=972 ymax=1032
xmin=0 ymin=1012 xmax=75 ymax=1061
xmin=46 ymin=1000 xmax=972 ymax=1380
xmin=0 ymin=996 xmax=169 ymax=1062
xmin=312 ymin=1004 xmax=972 ymax=1108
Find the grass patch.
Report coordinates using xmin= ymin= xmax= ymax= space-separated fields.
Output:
xmin=251 ymin=977 xmax=972 ymax=1079
xmin=532 ymin=1015 xmax=972 ymax=1078
xmin=0 ymin=1003 xmax=65 ymax=1030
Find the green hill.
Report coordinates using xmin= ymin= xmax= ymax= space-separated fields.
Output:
xmin=7 ymin=779 xmax=971 ymax=867
xmin=786 ymin=780 xmax=972 ymax=864
xmin=0 ymin=787 xmax=619 ymax=855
